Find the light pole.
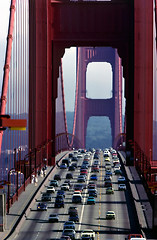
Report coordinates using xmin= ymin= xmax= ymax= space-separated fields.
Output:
xmin=7 ymin=168 xmax=21 ymax=213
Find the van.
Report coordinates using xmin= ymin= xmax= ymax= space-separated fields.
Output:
xmin=72 ymin=194 xmax=83 ymax=203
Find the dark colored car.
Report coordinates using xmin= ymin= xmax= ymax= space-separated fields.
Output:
xmin=37 ymin=202 xmax=47 ymax=211
xmin=71 ymin=163 xmax=77 ymax=168
xmin=69 ymin=165 xmax=75 ymax=171
xmin=69 ymin=214 xmax=79 ymax=222
xmin=62 ymin=229 xmax=76 ymax=240
xmin=41 ymin=193 xmax=52 ymax=201
xmin=68 ymin=206 xmax=78 ymax=215
xmin=66 ymin=173 xmax=73 ymax=179
xmin=62 ymin=158 xmax=71 ymax=167
xmin=104 ymin=180 xmax=112 ymax=187
xmin=49 ymin=180 xmax=59 ymax=187
xmin=88 ymin=189 xmax=97 ymax=197
xmin=57 ymin=190 xmax=65 ymax=198
xmin=54 ymin=174 xmax=61 ymax=181
xmin=55 ymin=195 xmax=64 ymax=208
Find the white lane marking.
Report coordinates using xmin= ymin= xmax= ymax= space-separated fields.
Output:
xmin=77 ymin=154 xmax=94 ymax=238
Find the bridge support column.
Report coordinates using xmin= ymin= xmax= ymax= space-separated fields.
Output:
xmin=153 ymin=194 xmax=157 ymax=229
xmin=0 ymin=194 xmax=6 ymax=232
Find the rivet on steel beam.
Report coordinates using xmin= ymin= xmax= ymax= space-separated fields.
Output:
xmin=0 ymin=96 xmax=7 ymax=103
xmin=10 ymin=5 xmax=15 ymax=10
xmin=4 ymin=64 xmax=10 ymax=70
xmin=7 ymin=34 xmax=13 ymax=40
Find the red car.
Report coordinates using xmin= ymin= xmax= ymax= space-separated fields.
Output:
xmin=127 ymin=234 xmax=143 ymax=240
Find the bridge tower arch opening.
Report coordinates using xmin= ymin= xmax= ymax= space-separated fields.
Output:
xmin=86 ymin=62 xmax=112 ymax=99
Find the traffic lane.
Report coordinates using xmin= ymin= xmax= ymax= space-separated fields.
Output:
xmin=11 ymin=155 xmax=96 ymax=239
xmin=78 ymin=185 xmax=130 ymax=240
xmin=12 ymin=166 xmax=81 ymax=240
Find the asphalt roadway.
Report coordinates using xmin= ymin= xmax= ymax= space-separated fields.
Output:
xmin=0 ymin=150 xmax=156 ymax=240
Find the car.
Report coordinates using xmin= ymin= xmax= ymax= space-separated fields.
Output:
xmin=68 ymin=206 xmax=78 ymax=215
xmin=49 ymin=180 xmax=59 ymax=187
xmin=62 ymin=229 xmax=76 ymax=240
xmin=114 ymin=165 xmax=121 ymax=171
xmin=106 ymin=211 xmax=115 ymax=219
xmin=46 ymin=186 xmax=55 ymax=193
xmin=91 ymin=166 xmax=99 ymax=172
xmin=69 ymin=153 xmax=74 ymax=158
xmin=57 ymin=190 xmax=65 ymax=197
xmin=81 ymin=229 xmax=95 ymax=239
xmin=72 ymin=156 xmax=78 ymax=162
xmin=55 ymin=197 xmax=64 ymax=208
xmin=77 ymin=175 xmax=86 ymax=182
xmin=106 ymin=187 xmax=114 ymax=194
xmin=114 ymin=169 xmax=122 ymax=175
xmin=104 ymin=181 xmax=112 ymax=187
xmin=49 ymin=213 xmax=59 ymax=222
xmin=62 ymin=158 xmax=71 ymax=167
xmin=105 ymin=165 xmax=112 ymax=170
xmin=93 ymin=160 xmax=100 ymax=166
xmin=118 ymin=183 xmax=126 ymax=190
xmin=88 ymin=189 xmax=97 ymax=197
xmin=69 ymin=165 xmax=75 ymax=171
xmin=69 ymin=214 xmax=79 ymax=222
xmin=54 ymin=174 xmax=61 ymax=181
xmin=81 ymin=164 xmax=88 ymax=169
xmin=127 ymin=234 xmax=144 ymax=240
xmin=64 ymin=221 xmax=75 ymax=230
xmin=71 ymin=162 xmax=78 ymax=168
xmin=60 ymin=236 xmax=71 ymax=240
xmin=118 ymin=176 xmax=126 ymax=183
xmin=88 ymin=183 xmax=96 ymax=189
xmin=104 ymin=157 xmax=110 ymax=162
xmin=60 ymin=163 xmax=68 ymax=169
xmin=105 ymin=170 xmax=112 ymax=176
xmin=94 ymin=154 xmax=99 ymax=159
xmin=86 ymin=196 xmax=96 ymax=204
xmin=37 ymin=202 xmax=47 ymax=211
xmin=72 ymin=194 xmax=83 ymax=203
xmin=80 ymin=172 xmax=87 ymax=179
xmin=104 ymin=175 xmax=112 ymax=181
xmin=80 ymin=169 xmax=88 ymax=175
xmin=61 ymin=183 xmax=70 ymax=191
xmin=81 ymin=236 xmax=93 ymax=240
xmin=73 ymin=190 xmax=82 ymax=196
xmin=64 ymin=179 xmax=72 ymax=187
xmin=41 ymin=192 xmax=52 ymax=201
xmin=74 ymin=184 xmax=84 ymax=192
xmin=66 ymin=173 xmax=73 ymax=179
xmin=90 ymin=174 xmax=98 ymax=181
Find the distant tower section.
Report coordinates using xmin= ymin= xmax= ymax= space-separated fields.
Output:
xmin=74 ymin=47 xmax=122 ymax=148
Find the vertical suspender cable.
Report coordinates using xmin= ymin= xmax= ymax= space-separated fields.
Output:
xmin=0 ymin=0 xmax=16 ymax=153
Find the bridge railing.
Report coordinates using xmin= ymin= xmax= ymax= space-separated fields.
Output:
xmin=6 ymin=132 xmax=82 ymax=212
xmin=130 ymin=141 xmax=157 ymax=204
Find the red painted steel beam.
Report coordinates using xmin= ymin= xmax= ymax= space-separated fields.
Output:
xmin=134 ymin=0 xmax=153 ymax=160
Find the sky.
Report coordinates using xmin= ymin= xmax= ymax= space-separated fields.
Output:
xmin=0 ymin=0 xmax=10 ymax=90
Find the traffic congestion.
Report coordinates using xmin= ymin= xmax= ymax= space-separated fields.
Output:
xmin=14 ymin=148 xmax=145 ymax=240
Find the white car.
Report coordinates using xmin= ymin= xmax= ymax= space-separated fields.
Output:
xmin=81 ymin=229 xmax=95 ymax=239
xmin=118 ymin=176 xmax=126 ymax=183
xmin=46 ymin=186 xmax=55 ymax=193
xmin=49 ymin=213 xmax=59 ymax=222
xmin=61 ymin=183 xmax=70 ymax=191
xmin=118 ymin=184 xmax=126 ymax=190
